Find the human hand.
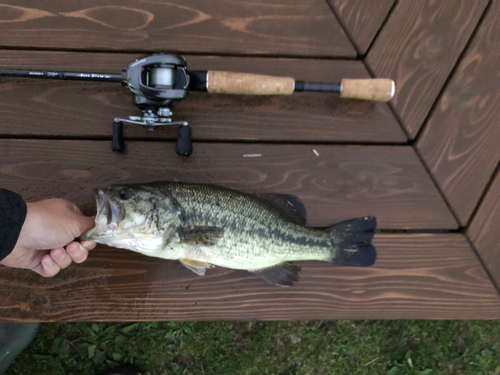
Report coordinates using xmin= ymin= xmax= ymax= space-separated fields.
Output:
xmin=0 ymin=198 xmax=97 ymax=277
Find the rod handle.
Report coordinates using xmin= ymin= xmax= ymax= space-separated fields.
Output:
xmin=340 ymin=79 xmax=395 ymax=102
xmin=206 ymin=71 xmax=294 ymax=95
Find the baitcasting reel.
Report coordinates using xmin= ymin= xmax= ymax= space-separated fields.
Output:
xmin=0 ymin=54 xmax=395 ymax=156
xmin=113 ymin=54 xmax=193 ymax=156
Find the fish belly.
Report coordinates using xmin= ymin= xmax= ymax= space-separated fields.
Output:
xmin=179 ymin=232 xmax=331 ymax=271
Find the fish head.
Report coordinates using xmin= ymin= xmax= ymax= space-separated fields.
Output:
xmin=81 ymin=184 xmax=181 ymax=244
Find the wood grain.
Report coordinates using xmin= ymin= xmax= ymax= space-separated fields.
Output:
xmin=329 ymin=0 xmax=394 ymax=54
xmin=366 ymin=0 xmax=488 ymax=138
xmin=417 ymin=0 xmax=500 ymax=226
xmin=0 ymin=0 xmax=355 ymax=57
xmin=0 ymin=140 xmax=457 ymax=229
xmin=1 ymin=234 xmax=499 ymax=321
xmin=467 ymin=170 xmax=500 ymax=291
xmin=0 ymin=51 xmax=406 ymax=143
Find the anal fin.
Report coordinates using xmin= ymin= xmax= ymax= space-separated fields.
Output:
xmin=180 ymin=258 xmax=214 ymax=276
xmin=251 ymin=262 xmax=301 ymax=287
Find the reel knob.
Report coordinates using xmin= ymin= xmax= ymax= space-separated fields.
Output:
xmin=176 ymin=125 xmax=192 ymax=156
xmin=112 ymin=121 xmax=125 ymax=153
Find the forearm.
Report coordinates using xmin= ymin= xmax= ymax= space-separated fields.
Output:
xmin=0 ymin=189 xmax=27 ymax=261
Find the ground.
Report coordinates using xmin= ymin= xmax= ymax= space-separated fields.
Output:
xmin=8 ymin=320 xmax=500 ymax=375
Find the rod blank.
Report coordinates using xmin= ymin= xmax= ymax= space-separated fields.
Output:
xmin=0 ymin=69 xmax=123 ymax=82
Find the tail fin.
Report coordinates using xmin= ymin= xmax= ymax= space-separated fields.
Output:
xmin=327 ymin=216 xmax=376 ymax=266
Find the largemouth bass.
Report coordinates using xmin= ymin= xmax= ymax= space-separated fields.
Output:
xmin=82 ymin=181 xmax=376 ymax=286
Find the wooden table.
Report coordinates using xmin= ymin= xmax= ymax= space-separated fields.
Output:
xmin=1 ymin=0 xmax=499 ymax=320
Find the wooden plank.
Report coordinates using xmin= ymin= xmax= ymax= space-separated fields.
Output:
xmin=0 ymin=269 xmax=30 ymax=312
xmin=366 ymin=0 xmax=488 ymax=138
xmin=467 ymin=170 xmax=500 ymax=291
xmin=417 ymin=0 xmax=500 ymax=225
xmin=0 ymin=140 xmax=457 ymax=229
xmin=0 ymin=0 xmax=355 ymax=57
xmin=0 ymin=51 xmax=406 ymax=143
xmin=1 ymin=234 xmax=499 ymax=321
xmin=328 ymin=0 xmax=394 ymax=54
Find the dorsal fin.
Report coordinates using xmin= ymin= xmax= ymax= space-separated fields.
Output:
xmin=257 ymin=193 xmax=307 ymax=226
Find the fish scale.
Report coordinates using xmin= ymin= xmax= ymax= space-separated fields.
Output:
xmin=169 ymin=184 xmax=333 ymax=268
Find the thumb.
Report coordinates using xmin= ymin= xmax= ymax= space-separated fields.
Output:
xmin=76 ymin=215 xmax=96 ymax=235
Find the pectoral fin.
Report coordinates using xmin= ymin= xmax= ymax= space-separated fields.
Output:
xmin=251 ymin=262 xmax=301 ymax=287
xmin=177 ymin=226 xmax=224 ymax=246
xmin=180 ymin=258 xmax=214 ymax=276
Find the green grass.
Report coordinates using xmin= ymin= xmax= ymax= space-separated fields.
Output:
xmin=7 ymin=321 xmax=500 ymax=375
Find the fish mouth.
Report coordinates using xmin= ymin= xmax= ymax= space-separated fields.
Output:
xmin=81 ymin=188 xmax=127 ymax=241
xmin=94 ymin=188 xmax=106 ymax=220
xmin=94 ymin=188 xmax=125 ymax=225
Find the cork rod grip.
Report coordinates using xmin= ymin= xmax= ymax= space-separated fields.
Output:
xmin=340 ymin=79 xmax=395 ymax=102
xmin=207 ymin=71 xmax=295 ymax=95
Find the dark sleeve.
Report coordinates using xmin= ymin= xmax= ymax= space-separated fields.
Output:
xmin=0 ymin=189 xmax=27 ymax=261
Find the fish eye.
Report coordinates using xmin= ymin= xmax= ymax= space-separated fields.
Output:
xmin=119 ymin=189 xmax=130 ymax=200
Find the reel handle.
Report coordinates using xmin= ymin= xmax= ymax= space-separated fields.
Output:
xmin=176 ymin=125 xmax=193 ymax=156
xmin=112 ymin=121 xmax=125 ymax=153
xmin=112 ymin=118 xmax=192 ymax=156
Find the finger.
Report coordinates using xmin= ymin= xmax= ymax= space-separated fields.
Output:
xmin=65 ymin=200 xmax=84 ymax=216
xmin=80 ymin=240 xmax=97 ymax=251
xmin=50 ymin=247 xmax=73 ymax=269
xmin=66 ymin=242 xmax=89 ymax=264
xmin=76 ymin=215 xmax=96 ymax=235
xmin=32 ymin=254 xmax=61 ymax=277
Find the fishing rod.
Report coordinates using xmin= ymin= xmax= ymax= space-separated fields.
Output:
xmin=0 ymin=54 xmax=395 ymax=156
